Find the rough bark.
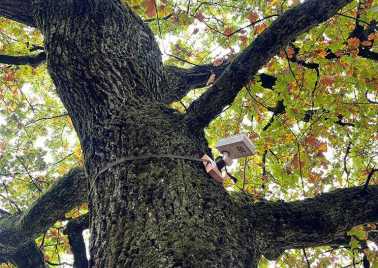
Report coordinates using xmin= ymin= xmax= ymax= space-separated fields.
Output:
xmin=29 ymin=0 xmax=254 ymax=266
xmin=247 ymin=186 xmax=378 ymax=259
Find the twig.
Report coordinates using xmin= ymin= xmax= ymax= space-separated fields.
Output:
xmin=364 ymin=168 xmax=377 ymax=190
xmin=302 ymin=248 xmax=311 ymax=268
xmin=144 ymin=13 xmax=173 ymax=23
xmin=25 ymin=113 xmax=69 ymax=127
xmin=16 ymin=156 xmax=42 ymax=192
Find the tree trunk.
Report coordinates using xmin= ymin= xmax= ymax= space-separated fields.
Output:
xmin=31 ymin=0 xmax=258 ymax=266
xmin=87 ymin=109 xmax=258 ymax=267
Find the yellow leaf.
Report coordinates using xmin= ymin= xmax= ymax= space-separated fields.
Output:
xmin=317 ymin=142 xmax=327 ymax=153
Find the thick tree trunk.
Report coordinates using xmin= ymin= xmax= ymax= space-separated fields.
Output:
xmin=86 ymin=110 xmax=258 ymax=267
xmin=31 ymin=0 xmax=258 ymax=266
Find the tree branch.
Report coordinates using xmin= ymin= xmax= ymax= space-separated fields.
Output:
xmin=184 ymin=0 xmax=352 ymax=130
xmin=245 ymin=185 xmax=378 ymax=259
xmin=0 ymin=52 xmax=46 ymax=67
xmin=8 ymin=242 xmax=45 ymax=268
xmin=162 ymin=63 xmax=228 ymax=104
xmin=64 ymin=214 xmax=89 ymax=268
xmin=19 ymin=167 xmax=86 ymax=238
xmin=358 ymin=48 xmax=378 ymax=61
xmin=0 ymin=0 xmax=35 ymax=27
xmin=163 ymin=63 xmax=276 ymax=104
xmin=0 ymin=167 xmax=86 ymax=265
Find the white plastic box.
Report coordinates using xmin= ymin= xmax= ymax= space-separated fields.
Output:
xmin=216 ymin=133 xmax=255 ymax=159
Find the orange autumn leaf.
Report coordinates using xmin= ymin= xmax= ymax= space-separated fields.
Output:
xmin=347 ymin=37 xmax=360 ymax=49
xmin=144 ymin=0 xmax=156 ymax=18
xmin=317 ymin=142 xmax=327 ymax=153
xmin=368 ymin=32 xmax=378 ymax=41
xmin=291 ymin=154 xmax=303 ymax=170
xmin=308 ymin=172 xmax=321 ymax=183
xmin=363 ymin=0 xmax=373 ymax=9
xmin=3 ymin=70 xmax=15 ymax=81
xmin=247 ymin=11 xmax=259 ymax=24
xmin=287 ymin=47 xmax=295 ymax=59
xmin=248 ymin=131 xmax=259 ymax=140
xmin=320 ymin=75 xmax=335 ymax=87
xmin=239 ymin=35 xmax=248 ymax=47
xmin=318 ymin=49 xmax=328 ymax=58
xmin=224 ymin=27 xmax=234 ymax=37
xmin=305 ymin=135 xmax=318 ymax=147
xmin=254 ymin=23 xmax=268 ymax=35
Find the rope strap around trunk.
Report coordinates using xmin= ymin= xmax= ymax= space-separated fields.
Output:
xmin=89 ymin=154 xmax=208 ymax=194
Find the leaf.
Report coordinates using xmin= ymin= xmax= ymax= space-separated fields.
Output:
xmin=144 ymin=0 xmax=156 ymax=17
xmin=224 ymin=27 xmax=234 ymax=37
xmin=254 ymin=23 xmax=268 ymax=35
xmin=247 ymin=11 xmax=259 ymax=24
xmin=194 ymin=12 xmax=205 ymax=22
xmin=286 ymin=47 xmax=295 ymax=59
xmin=317 ymin=142 xmax=327 ymax=153
xmin=3 ymin=70 xmax=16 ymax=81
xmin=308 ymin=172 xmax=321 ymax=183
xmin=347 ymin=37 xmax=360 ymax=49
xmin=368 ymin=32 xmax=378 ymax=41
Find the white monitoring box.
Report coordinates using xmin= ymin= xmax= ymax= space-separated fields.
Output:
xmin=216 ymin=133 xmax=255 ymax=159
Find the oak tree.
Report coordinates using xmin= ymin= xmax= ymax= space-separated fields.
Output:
xmin=0 ymin=0 xmax=377 ymax=267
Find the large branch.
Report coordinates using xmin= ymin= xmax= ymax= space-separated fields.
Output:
xmin=246 ymin=185 xmax=378 ymax=259
xmin=8 ymin=242 xmax=45 ymax=268
xmin=0 ymin=52 xmax=46 ymax=67
xmin=0 ymin=167 xmax=86 ymax=264
xmin=0 ymin=0 xmax=35 ymax=27
xmin=163 ymin=63 xmax=276 ymax=104
xmin=19 ymin=167 xmax=86 ymax=238
xmin=162 ymin=63 xmax=227 ymax=104
xmin=185 ymin=0 xmax=352 ymax=130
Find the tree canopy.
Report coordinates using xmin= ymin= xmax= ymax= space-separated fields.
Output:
xmin=0 ymin=0 xmax=377 ymax=267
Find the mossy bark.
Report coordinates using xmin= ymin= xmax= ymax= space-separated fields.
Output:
xmin=31 ymin=0 xmax=258 ymax=266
